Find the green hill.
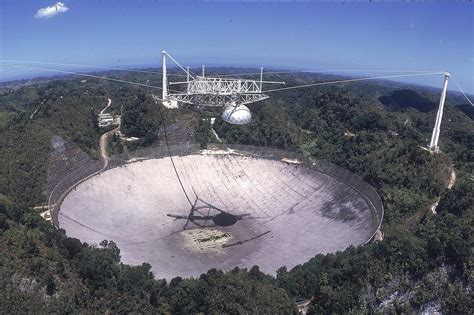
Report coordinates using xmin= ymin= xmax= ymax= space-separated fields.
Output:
xmin=0 ymin=71 xmax=472 ymax=314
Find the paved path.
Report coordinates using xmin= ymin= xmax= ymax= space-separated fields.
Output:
xmin=100 ymin=98 xmax=112 ymax=115
xmin=99 ymin=123 xmax=120 ymax=169
xmin=99 ymin=98 xmax=121 ymax=169
xmin=210 ymin=117 xmax=222 ymax=143
xmin=48 ymin=98 xmax=119 ymax=227
xmin=430 ymin=167 xmax=456 ymax=214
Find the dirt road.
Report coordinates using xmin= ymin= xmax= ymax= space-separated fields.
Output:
xmin=99 ymin=122 xmax=120 ymax=169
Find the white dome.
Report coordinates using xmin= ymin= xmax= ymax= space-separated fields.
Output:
xmin=221 ymin=104 xmax=252 ymax=125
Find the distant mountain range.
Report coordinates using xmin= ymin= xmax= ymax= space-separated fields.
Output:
xmin=1 ymin=67 xmax=472 ymax=112
xmin=378 ymin=88 xmax=473 ymax=119
xmin=378 ymin=89 xmax=438 ymax=113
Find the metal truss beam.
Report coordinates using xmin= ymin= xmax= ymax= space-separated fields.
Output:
xmin=168 ymin=93 xmax=269 ymax=107
xmin=162 ymin=51 xmax=283 ymax=109
xmin=170 ymin=77 xmax=284 ymax=95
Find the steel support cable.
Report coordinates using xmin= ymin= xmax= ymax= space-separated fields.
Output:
xmin=157 ymin=103 xmax=194 ymax=207
xmin=214 ymin=69 xmax=444 ymax=78
xmin=0 ymin=59 xmax=188 ymax=77
xmin=0 ymin=59 xmax=439 ymax=79
xmin=262 ymin=72 xmax=445 ymax=93
xmin=450 ymin=75 xmax=473 ymax=106
xmin=2 ymin=62 xmax=448 ymax=98
xmin=0 ymin=63 xmax=183 ymax=93
xmin=0 ymin=56 xmax=442 ymax=78
xmin=163 ymin=52 xmax=197 ymax=79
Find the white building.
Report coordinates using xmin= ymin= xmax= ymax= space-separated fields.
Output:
xmin=98 ymin=113 xmax=120 ymax=127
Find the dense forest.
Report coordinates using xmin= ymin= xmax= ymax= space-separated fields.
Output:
xmin=0 ymin=71 xmax=472 ymax=313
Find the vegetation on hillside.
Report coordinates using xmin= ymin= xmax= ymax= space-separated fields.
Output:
xmin=0 ymin=72 xmax=472 ymax=313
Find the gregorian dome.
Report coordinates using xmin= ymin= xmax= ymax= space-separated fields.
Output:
xmin=221 ymin=104 xmax=252 ymax=125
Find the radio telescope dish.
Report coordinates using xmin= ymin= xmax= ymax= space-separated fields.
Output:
xmin=222 ymin=104 xmax=252 ymax=125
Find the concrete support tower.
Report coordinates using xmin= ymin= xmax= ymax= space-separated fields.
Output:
xmin=428 ymin=72 xmax=450 ymax=153
xmin=186 ymin=66 xmax=190 ymax=94
xmin=161 ymin=50 xmax=178 ymax=108
xmin=162 ymin=50 xmax=168 ymax=101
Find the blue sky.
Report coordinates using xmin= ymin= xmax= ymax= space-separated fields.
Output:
xmin=0 ymin=1 xmax=473 ymax=93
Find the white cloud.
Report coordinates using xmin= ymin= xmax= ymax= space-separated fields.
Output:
xmin=34 ymin=2 xmax=69 ymax=19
